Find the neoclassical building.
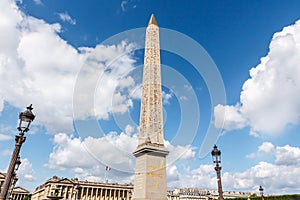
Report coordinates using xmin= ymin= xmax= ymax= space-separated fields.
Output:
xmin=2 ymin=173 xmax=251 ymax=200
xmin=0 ymin=172 xmax=30 ymax=200
xmin=31 ymin=176 xmax=182 ymax=200
xmin=31 ymin=176 xmax=134 ymax=200
xmin=29 ymin=176 xmax=250 ymax=200
xmin=10 ymin=187 xmax=30 ymax=200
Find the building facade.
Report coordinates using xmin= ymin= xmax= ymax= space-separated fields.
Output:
xmin=10 ymin=187 xmax=30 ymax=200
xmin=171 ymin=188 xmax=211 ymax=200
xmin=31 ymin=176 xmax=133 ymax=200
xmin=0 ymin=172 xmax=30 ymax=200
xmin=31 ymin=176 xmax=251 ymax=200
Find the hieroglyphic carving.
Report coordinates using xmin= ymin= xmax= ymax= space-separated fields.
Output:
xmin=139 ymin=21 xmax=164 ymax=146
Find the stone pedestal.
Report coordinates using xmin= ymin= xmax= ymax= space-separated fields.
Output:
xmin=133 ymin=145 xmax=168 ymax=200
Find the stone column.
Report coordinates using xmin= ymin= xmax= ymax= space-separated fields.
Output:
xmin=91 ymin=187 xmax=94 ymax=200
xmin=100 ymin=188 xmax=103 ymax=200
xmin=95 ymin=188 xmax=99 ymax=199
xmin=80 ymin=187 xmax=84 ymax=200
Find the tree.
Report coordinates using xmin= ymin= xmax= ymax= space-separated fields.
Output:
xmin=23 ymin=194 xmax=31 ymax=200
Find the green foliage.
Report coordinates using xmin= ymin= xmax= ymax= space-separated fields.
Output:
xmin=261 ymin=194 xmax=300 ymax=200
xmin=23 ymin=194 xmax=32 ymax=200
xmin=227 ymin=194 xmax=300 ymax=200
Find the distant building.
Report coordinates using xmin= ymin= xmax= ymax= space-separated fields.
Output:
xmin=222 ymin=191 xmax=251 ymax=199
xmin=167 ymin=190 xmax=180 ymax=200
xmin=10 ymin=187 xmax=30 ymax=200
xmin=0 ymin=172 xmax=30 ymax=200
xmin=172 ymin=188 xmax=211 ymax=200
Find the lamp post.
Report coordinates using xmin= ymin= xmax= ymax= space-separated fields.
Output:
xmin=211 ymin=144 xmax=224 ymax=200
xmin=259 ymin=185 xmax=264 ymax=200
xmin=0 ymin=105 xmax=35 ymax=200
xmin=8 ymin=156 xmax=21 ymax=199
xmin=8 ymin=157 xmax=21 ymax=200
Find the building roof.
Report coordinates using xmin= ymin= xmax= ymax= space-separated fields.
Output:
xmin=13 ymin=187 xmax=30 ymax=194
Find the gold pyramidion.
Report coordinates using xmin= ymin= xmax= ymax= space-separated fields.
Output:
xmin=148 ymin=13 xmax=158 ymax=26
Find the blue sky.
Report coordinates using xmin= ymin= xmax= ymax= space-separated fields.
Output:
xmin=1 ymin=0 xmax=300 ymax=195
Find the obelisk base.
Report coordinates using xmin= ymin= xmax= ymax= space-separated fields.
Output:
xmin=133 ymin=145 xmax=169 ymax=200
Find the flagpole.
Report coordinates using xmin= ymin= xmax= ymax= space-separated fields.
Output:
xmin=105 ymin=170 xmax=108 ymax=183
xmin=105 ymin=166 xmax=110 ymax=183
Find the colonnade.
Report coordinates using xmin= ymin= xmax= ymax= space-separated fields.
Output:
xmin=10 ymin=193 xmax=27 ymax=200
xmin=48 ymin=183 xmax=132 ymax=200
xmin=78 ymin=186 xmax=131 ymax=200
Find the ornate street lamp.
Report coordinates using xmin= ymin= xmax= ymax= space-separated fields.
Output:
xmin=259 ymin=185 xmax=264 ymax=200
xmin=0 ymin=105 xmax=35 ymax=200
xmin=211 ymin=144 xmax=224 ymax=200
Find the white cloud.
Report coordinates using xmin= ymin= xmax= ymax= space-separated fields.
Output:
xmin=223 ymin=161 xmax=300 ymax=194
xmin=0 ymin=0 xmax=137 ymax=134
xmin=0 ymin=99 xmax=3 ymax=112
xmin=46 ymin=133 xmax=98 ymax=170
xmin=0 ymin=134 xmax=12 ymax=141
xmin=224 ymin=143 xmax=300 ymax=193
xmin=74 ymin=41 xmax=137 ymax=121
xmin=249 ymin=130 xmax=260 ymax=138
xmin=214 ymin=20 xmax=300 ymax=135
xmin=168 ymin=164 xmax=216 ymax=189
xmin=167 ymin=165 xmax=179 ymax=182
xmin=125 ymin=124 xmax=135 ymax=135
xmin=167 ymin=143 xmax=300 ymax=194
xmin=247 ymin=142 xmax=300 ymax=166
xmin=130 ymin=84 xmax=142 ymax=99
xmin=214 ymin=104 xmax=248 ymax=130
xmin=46 ymin=131 xmax=137 ymax=183
xmin=162 ymin=90 xmax=174 ymax=105
xmin=165 ymin=141 xmax=196 ymax=164
xmin=46 ymin=129 xmax=197 ymax=183
xmin=168 ymin=159 xmax=300 ymax=194
xmin=246 ymin=142 xmax=275 ymax=158
xmin=18 ymin=158 xmax=36 ymax=182
xmin=275 ymin=145 xmax=300 ymax=166
xmin=57 ymin=12 xmax=76 ymax=25
xmin=258 ymin=142 xmax=275 ymax=155
xmin=245 ymin=153 xmax=256 ymax=159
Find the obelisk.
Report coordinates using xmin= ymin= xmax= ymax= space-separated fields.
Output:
xmin=133 ymin=14 xmax=169 ymax=200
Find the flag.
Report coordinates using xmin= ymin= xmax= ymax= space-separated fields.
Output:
xmin=106 ymin=166 xmax=111 ymax=171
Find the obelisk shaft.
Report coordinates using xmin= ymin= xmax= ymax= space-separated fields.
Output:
xmin=133 ymin=14 xmax=168 ymax=200
xmin=138 ymin=14 xmax=164 ymax=147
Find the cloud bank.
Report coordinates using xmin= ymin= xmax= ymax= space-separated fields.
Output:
xmin=214 ymin=20 xmax=300 ymax=135
xmin=0 ymin=0 xmax=137 ymax=134
xmin=46 ymin=127 xmax=197 ymax=183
